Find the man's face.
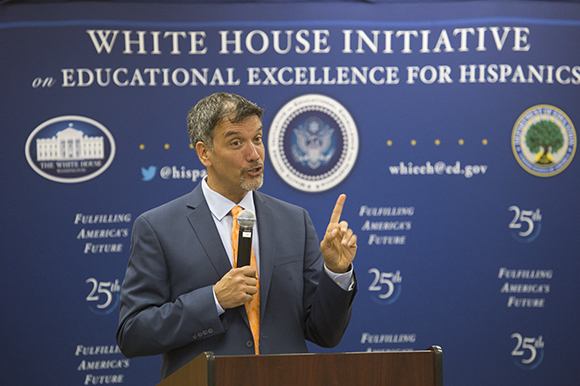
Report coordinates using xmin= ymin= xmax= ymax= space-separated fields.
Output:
xmin=198 ymin=115 xmax=265 ymax=203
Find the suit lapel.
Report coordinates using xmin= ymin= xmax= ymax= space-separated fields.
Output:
xmin=185 ymin=185 xmax=232 ymax=279
xmin=186 ymin=184 xmax=251 ymax=327
xmin=254 ymin=192 xmax=276 ymax=317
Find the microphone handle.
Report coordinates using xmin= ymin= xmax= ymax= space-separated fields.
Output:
xmin=236 ymin=226 xmax=253 ymax=267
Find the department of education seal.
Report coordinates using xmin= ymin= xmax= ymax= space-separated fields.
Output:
xmin=268 ymin=94 xmax=359 ymax=192
xmin=512 ymin=105 xmax=576 ymax=177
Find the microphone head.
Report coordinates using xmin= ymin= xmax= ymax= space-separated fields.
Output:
xmin=237 ymin=209 xmax=256 ymax=228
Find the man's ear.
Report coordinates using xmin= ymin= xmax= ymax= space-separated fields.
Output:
xmin=195 ymin=141 xmax=212 ymax=167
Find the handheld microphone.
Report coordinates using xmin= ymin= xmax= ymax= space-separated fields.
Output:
xmin=236 ymin=209 xmax=256 ymax=267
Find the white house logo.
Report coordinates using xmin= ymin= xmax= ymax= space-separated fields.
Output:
xmin=25 ymin=116 xmax=116 ymax=183
xmin=268 ymin=94 xmax=359 ymax=192
xmin=512 ymin=105 xmax=576 ymax=177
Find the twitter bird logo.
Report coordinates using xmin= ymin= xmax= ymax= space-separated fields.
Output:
xmin=141 ymin=166 xmax=157 ymax=181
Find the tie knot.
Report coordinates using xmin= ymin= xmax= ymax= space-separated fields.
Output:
xmin=231 ymin=205 xmax=243 ymax=219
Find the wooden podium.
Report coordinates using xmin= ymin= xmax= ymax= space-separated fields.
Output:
xmin=156 ymin=346 xmax=443 ymax=386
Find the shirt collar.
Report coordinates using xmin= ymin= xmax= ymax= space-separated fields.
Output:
xmin=201 ymin=178 xmax=256 ymax=221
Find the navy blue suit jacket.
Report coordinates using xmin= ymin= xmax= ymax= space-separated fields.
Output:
xmin=116 ymin=184 xmax=356 ymax=379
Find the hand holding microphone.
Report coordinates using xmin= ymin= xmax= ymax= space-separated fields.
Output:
xmin=214 ymin=209 xmax=258 ymax=309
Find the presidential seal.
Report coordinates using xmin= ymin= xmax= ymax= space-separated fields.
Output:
xmin=25 ymin=115 xmax=116 ymax=183
xmin=268 ymin=94 xmax=359 ymax=192
xmin=512 ymin=105 xmax=576 ymax=177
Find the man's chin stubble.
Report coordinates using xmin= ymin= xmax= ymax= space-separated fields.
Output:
xmin=240 ymin=175 xmax=263 ymax=192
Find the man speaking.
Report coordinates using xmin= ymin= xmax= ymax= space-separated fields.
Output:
xmin=116 ymin=92 xmax=358 ymax=379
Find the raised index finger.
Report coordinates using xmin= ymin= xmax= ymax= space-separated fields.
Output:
xmin=329 ymin=194 xmax=346 ymax=225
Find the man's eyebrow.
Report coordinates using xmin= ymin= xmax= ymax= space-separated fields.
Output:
xmin=223 ymin=126 xmax=263 ymax=139
xmin=223 ymin=130 xmax=241 ymax=139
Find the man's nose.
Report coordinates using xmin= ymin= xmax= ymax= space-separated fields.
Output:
xmin=245 ymin=142 xmax=260 ymax=161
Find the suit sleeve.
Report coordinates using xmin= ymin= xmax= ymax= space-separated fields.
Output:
xmin=116 ymin=215 xmax=226 ymax=358
xmin=301 ymin=210 xmax=357 ymax=348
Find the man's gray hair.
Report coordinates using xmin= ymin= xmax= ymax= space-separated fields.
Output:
xmin=187 ymin=93 xmax=264 ymax=151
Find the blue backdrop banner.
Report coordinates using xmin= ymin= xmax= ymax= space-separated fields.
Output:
xmin=1 ymin=1 xmax=579 ymax=386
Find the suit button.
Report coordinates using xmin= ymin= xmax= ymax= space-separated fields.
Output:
xmin=208 ymin=328 xmax=214 ymax=334
xmin=245 ymin=340 xmax=253 ymax=348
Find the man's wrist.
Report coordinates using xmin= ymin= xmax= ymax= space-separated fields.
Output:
xmin=324 ymin=263 xmax=354 ymax=291
xmin=212 ymin=285 xmax=226 ymax=315
xmin=326 ymin=263 xmax=351 ymax=274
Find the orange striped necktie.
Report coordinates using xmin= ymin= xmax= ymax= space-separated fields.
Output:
xmin=231 ymin=205 xmax=260 ymax=355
